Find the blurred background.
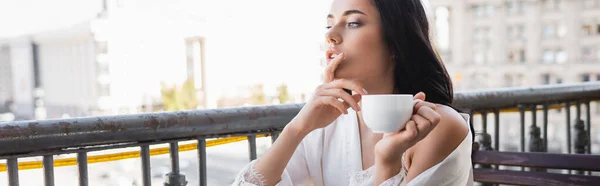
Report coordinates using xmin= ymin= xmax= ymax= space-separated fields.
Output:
xmin=0 ymin=0 xmax=599 ymax=185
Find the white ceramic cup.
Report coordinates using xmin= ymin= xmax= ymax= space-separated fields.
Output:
xmin=361 ymin=94 xmax=416 ymax=133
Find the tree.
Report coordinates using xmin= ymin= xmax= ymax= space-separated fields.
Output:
xmin=160 ymin=77 xmax=199 ymax=111
xmin=250 ymin=84 xmax=266 ymax=105
xmin=276 ymin=83 xmax=291 ymax=104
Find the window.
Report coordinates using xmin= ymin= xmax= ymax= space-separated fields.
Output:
xmin=582 ymin=46 xmax=594 ymax=62
xmin=507 ymin=26 xmax=515 ymax=41
xmin=518 ymin=1 xmax=526 ymax=14
xmin=473 ymin=49 xmax=492 ymax=64
xmin=542 ymin=0 xmax=562 ymax=11
xmin=504 ymin=74 xmax=525 ymax=87
xmin=504 ymin=74 xmax=514 ymax=87
xmin=543 ymin=49 xmax=555 ymax=64
xmin=597 ymin=74 xmax=600 ymax=81
xmin=543 ymin=23 xmax=555 ymax=38
xmin=507 ymin=49 xmax=526 ymax=63
xmin=508 ymin=49 xmax=515 ymax=63
xmin=583 ymin=24 xmax=594 ymax=36
xmin=556 ymin=78 xmax=563 ymax=84
xmin=507 ymin=0 xmax=517 ymax=15
xmin=584 ymin=0 xmax=600 ymax=8
xmin=584 ymin=0 xmax=595 ymax=7
xmin=474 ymin=27 xmax=492 ymax=42
xmin=582 ymin=74 xmax=591 ymax=82
xmin=507 ymin=0 xmax=526 ymax=15
xmin=508 ymin=25 xmax=526 ymax=41
xmin=597 ymin=48 xmax=600 ymax=61
xmin=556 ymin=49 xmax=567 ymax=64
xmin=473 ymin=5 xmax=484 ymax=18
xmin=542 ymin=73 xmax=551 ymax=84
xmin=557 ymin=23 xmax=567 ymax=38
xmin=471 ymin=73 xmax=490 ymax=89
xmin=485 ymin=5 xmax=495 ymax=17
xmin=517 ymin=25 xmax=525 ymax=41
xmin=519 ymin=49 xmax=526 ymax=63
xmin=473 ymin=4 xmax=493 ymax=18
xmin=474 ymin=51 xmax=485 ymax=64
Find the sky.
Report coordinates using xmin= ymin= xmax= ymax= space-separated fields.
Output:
xmin=0 ymin=0 xmax=429 ymax=38
xmin=0 ymin=0 xmax=434 ymax=107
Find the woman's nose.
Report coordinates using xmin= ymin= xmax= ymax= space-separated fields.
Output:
xmin=325 ymin=27 xmax=342 ymax=45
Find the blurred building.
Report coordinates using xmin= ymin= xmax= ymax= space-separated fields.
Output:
xmin=0 ymin=0 xmax=210 ymax=119
xmin=0 ymin=38 xmax=36 ymax=119
xmin=428 ymin=0 xmax=600 ymax=91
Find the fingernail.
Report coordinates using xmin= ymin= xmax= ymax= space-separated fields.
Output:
xmin=362 ymin=88 xmax=368 ymax=95
xmin=339 ymin=53 xmax=345 ymax=59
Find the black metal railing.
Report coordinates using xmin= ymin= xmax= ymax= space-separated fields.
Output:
xmin=0 ymin=82 xmax=599 ymax=186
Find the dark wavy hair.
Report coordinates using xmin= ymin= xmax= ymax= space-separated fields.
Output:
xmin=371 ymin=0 xmax=476 ymax=137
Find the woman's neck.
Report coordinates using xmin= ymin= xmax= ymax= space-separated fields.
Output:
xmin=362 ymin=76 xmax=395 ymax=95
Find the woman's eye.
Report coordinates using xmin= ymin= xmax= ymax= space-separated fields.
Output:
xmin=326 ymin=26 xmax=333 ymax=29
xmin=348 ymin=22 xmax=361 ymax=28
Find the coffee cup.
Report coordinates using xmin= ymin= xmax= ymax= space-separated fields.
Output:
xmin=361 ymin=94 xmax=416 ymax=133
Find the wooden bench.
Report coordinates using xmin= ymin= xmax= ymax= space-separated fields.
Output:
xmin=471 ymin=144 xmax=600 ymax=186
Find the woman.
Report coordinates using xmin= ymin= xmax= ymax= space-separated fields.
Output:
xmin=233 ymin=0 xmax=474 ymax=185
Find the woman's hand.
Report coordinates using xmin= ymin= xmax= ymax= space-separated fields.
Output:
xmin=289 ymin=53 xmax=368 ymax=135
xmin=373 ymin=92 xmax=441 ymax=167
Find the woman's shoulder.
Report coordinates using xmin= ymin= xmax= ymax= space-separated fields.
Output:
xmin=425 ymin=104 xmax=469 ymax=145
xmin=406 ymin=104 xmax=470 ymax=179
xmin=411 ymin=103 xmax=469 ymax=155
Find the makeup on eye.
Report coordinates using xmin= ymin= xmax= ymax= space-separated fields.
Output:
xmin=326 ymin=19 xmax=363 ymax=30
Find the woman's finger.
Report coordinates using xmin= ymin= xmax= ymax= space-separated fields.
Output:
xmin=414 ymin=100 xmax=436 ymax=110
xmin=325 ymin=79 xmax=368 ymax=95
xmin=412 ymin=115 xmax=432 ymax=133
xmin=416 ymin=106 xmax=441 ymax=128
xmin=413 ymin=92 xmax=426 ymax=101
xmin=320 ymin=96 xmax=348 ymax=114
xmin=323 ymin=53 xmax=345 ymax=83
xmin=319 ymin=89 xmax=361 ymax=111
xmin=399 ymin=120 xmax=418 ymax=142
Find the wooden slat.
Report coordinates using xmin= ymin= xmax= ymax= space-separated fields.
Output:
xmin=474 ymin=168 xmax=600 ymax=186
xmin=473 ymin=151 xmax=600 ymax=171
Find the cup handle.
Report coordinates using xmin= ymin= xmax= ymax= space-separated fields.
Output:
xmin=412 ymin=99 xmax=420 ymax=106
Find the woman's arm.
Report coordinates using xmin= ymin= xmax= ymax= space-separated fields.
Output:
xmin=405 ymin=105 xmax=468 ymax=183
xmin=251 ymin=121 xmax=310 ymax=186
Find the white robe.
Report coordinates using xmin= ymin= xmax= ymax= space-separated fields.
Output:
xmin=233 ymin=109 xmax=474 ymax=186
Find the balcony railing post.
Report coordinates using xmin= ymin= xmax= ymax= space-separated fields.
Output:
xmin=140 ymin=145 xmax=151 ymax=186
xmin=585 ymin=101 xmax=592 ymax=175
xmin=519 ymin=105 xmax=526 ymax=171
xmin=477 ymin=111 xmax=493 ymax=170
xmin=197 ymin=137 xmax=207 ymax=186
xmin=43 ymin=155 xmax=55 ymax=186
xmin=77 ymin=152 xmax=88 ymax=186
xmin=7 ymin=158 xmax=19 ymax=186
xmin=493 ymin=109 xmax=500 ymax=170
xmin=566 ymin=102 xmax=572 ymax=154
xmin=493 ymin=109 xmax=500 ymax=152
xmin=519 ymin=105 xmax=526 ymax=152
xmin=543 ymin=103 xmax=548 ymax=152
xmin=248 ymin=134 xmax=258 ymax=161
xmin=271 ymin=131 xmax=279 ymax=144
xmin=585 ymin=101 xmax=591 ymax=155
xmin=164 ymin=142 xmax=187 ymax=186
xmin=529 ymin=105 xmax=545 ymax=172
xmin=529 ymin=105 xmax=543 ymax=152
xmin=574 ymin=101 xmax=588 ymax=175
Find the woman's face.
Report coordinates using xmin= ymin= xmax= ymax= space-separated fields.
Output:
xmin=326 ymin=0 xmax=393 ymax=86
